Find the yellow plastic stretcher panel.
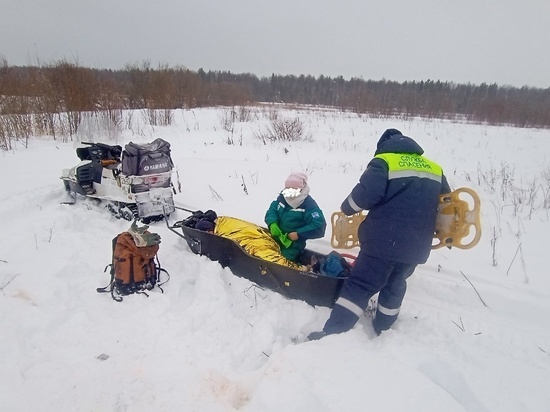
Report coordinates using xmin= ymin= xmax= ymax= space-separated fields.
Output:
xmin=330 ymin=187 xmax=482 ymax=251
xmin=433 ymin=187 xmax=482 ymax=250
xmin=330 ymin=211 xmax=366 ymax=249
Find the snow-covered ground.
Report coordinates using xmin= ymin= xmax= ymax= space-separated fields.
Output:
xmin=1 ymin=106 xmax=549 ymax=411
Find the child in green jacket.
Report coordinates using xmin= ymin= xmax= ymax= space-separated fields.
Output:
xmin=265 ymin=172 xmax=327 ymax=262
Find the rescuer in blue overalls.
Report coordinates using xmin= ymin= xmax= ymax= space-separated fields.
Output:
xmin=309 ymin=129 xmax=451 ymax=340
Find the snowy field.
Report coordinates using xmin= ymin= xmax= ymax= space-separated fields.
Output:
xmin=1 ymin=106 xmax=549 ymax=411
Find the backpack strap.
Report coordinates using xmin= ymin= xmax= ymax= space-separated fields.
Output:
xmin=154 ymin=255 xmax=170 ymax=293
xmin=96 ymin=263 xmax=123 ymax=302
xmin=96 ymin=235 xmax=124 ymax=302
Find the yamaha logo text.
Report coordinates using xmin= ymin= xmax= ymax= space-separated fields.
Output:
xmin=144 ymin=163 xmax=168 ymax=171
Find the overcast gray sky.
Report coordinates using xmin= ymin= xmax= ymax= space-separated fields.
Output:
xmin=1 ymin=0 xmax=549 ymax=88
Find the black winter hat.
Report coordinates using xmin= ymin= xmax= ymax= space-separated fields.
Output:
xmin=203 ymin=209 xmax=218 ymax=222
xmin=196 ymin=219 xmax=215 ymax=232
xmin=377 ymin=128 xmax=402 ymax=150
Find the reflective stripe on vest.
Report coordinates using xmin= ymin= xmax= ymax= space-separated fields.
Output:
xmin=375 ymin=153 xmax=443 ymax=183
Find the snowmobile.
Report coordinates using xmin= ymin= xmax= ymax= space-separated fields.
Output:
xmin=61 ymin=138 xmax=179 ymax=222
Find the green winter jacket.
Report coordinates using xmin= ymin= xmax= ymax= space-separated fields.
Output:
xmin=265 ymin=194 xmax=326 ymax=261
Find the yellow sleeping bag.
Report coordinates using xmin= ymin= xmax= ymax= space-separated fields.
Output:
xmin=214 ymin=216 xmax=301 ymax=269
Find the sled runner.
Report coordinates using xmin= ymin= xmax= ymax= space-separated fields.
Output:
xmin=60 ymin=139 xmax=180 ymax=222
xmin=330 ymin=187 xmax=482 ymax=250
xmin=166 ymin=211 xmax=353 ymax=308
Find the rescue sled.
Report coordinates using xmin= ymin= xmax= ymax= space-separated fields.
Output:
xmin=331 ymin=187 xmax=482 ymax=250
xmin=166 ymin=212 xmax=351 ymax=308
xmin=61 ymin=138 xmax=179 ymax=222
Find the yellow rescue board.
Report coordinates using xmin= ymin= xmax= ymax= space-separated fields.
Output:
xmin=433 ymin=187 xmax=482 ymax=250
xmin=330 ymin=187 xmax=482 ymax=250
xmin=330 ymin=211 xmax=365 ymax=249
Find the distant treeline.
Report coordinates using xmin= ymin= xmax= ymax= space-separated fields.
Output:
xmin=1 ymin=60 xmax=549 ymax=129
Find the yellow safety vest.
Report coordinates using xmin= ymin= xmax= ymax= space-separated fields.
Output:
xmin=374 ymin=153 xmax=443 ymax=183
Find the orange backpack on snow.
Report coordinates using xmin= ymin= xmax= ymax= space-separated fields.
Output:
xmin=97 ymin=231 xmax=169 ymax=301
